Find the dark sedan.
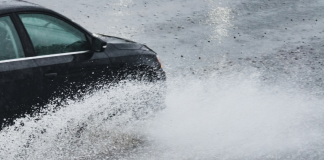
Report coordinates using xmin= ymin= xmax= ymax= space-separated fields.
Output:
xmin=0 ymin=1 xmax=166 ymax=128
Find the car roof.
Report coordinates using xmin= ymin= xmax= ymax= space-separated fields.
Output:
xmin=0 ymin=1 xmax=52 ymax=15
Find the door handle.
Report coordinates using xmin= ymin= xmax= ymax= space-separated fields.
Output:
xmin=44 ymin=73 xmax=57 ymax=78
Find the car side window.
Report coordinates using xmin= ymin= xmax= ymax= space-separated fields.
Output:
xmin=0 ymin=16 xmax=25 ymax=61
xmin=19 ymin=14 xmax=91 ymax=56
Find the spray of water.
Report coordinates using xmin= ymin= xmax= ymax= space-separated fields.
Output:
xmin=0 ymin=81 xmax=165 ymax=159
xmin=139 ymin=70 xmax=324 ymax=159
xmin=1 ymin=60 xmax=324 ymax=159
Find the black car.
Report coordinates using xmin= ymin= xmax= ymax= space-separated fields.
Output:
xmin=0 ymin=1 xmax=165 ymax=128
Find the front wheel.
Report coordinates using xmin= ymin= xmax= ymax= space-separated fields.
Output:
xmin=119 ymin=66 xmax=166 ymax=83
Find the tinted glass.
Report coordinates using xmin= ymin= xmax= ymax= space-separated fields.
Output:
xmin=0 ymin=16 xmax=25 ymax=61
xmin=19 ymin=14 xmax=91 ymax=56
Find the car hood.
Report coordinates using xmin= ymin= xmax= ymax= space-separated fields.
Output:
xmin=96 ymin=33 xmax=143 ymax=50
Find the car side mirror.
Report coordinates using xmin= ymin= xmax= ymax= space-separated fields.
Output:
xmin=93 ymin=37 xmax=107 ymax=52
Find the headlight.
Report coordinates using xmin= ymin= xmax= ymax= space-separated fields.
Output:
xmin=157 ymin=56 xmax=162 ymax=68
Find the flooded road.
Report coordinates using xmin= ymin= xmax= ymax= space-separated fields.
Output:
xmin=1 ymin=0 xmax=324 ymax=159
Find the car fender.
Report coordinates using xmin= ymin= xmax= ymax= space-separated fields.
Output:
xmin=104 ymin=43 xmax=161 ymax=70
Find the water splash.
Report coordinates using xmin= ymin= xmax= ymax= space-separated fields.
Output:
xmin=137 ymin=70 xmax=324 ymax=159
xmin=1 ymin=63 xmax=324 ymax=159
xmin=0 ymin=81 xmax=165 ymax=159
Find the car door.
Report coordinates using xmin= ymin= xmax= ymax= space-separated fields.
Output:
xmin=18 ymin=13 xmax=112 ymax=105
xmin=0 ymin=15 xmax=43 ymax=127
